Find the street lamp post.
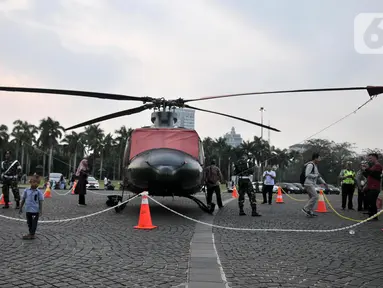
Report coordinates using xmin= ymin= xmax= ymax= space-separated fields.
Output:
xmin=260 ymin=107 xmax=265 ymax=139
xmin=259 ymin=107 xmax=266 ymax=181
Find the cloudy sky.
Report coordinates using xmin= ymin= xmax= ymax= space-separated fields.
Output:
xmin=1 ymin=0 xmax=383 ymax=153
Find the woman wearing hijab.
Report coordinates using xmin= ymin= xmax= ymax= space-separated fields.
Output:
xmin=74 ymin=158 xmax=89 ymax=206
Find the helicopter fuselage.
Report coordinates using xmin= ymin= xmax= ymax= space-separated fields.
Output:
xmin=124 ymin=148 xmax=203 ymax=196
xmin=121 ymin=126 xmax=205 ymax=197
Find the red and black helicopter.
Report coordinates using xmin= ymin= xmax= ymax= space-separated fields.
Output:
xmin=0 ymin=86 xmax=381 ymax=213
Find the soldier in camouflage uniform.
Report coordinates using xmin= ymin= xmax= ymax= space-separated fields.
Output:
xmin=234 ymin=156 xmax=261 ymax=217
xmin=1 ymin=151 xmax=22 ymax=209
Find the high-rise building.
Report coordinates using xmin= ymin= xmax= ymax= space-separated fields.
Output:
xmin=173 ymin=108 xmax=195 ymax=130
xmin=224 ymin=127 xmax=242 ymax=148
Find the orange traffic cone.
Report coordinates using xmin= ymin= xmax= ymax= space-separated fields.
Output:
xmin=315 ymin=190 xmax=328 ymax=212
xmin=232 ymin=186 xmax=239 ymax=198
xmin=71 ymin=180 xmax=77 ymax=195
xmin=0 ymin=194 xmax=11 ymax=205
xmin=276 ymin=187 xmax=284 ymax=203
xmin=44 ymin=182 xmax=52 ymax=198
xmin=134 ymin=192 xmax=157 ymax=230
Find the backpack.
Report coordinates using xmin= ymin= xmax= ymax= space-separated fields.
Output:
xmin=206 ymin=166 xmax=220 ymax=184
xmin=300 ymin=162 xmax=315 ymax=185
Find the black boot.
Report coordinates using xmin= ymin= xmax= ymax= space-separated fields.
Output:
xmin=251 ymin=206 xmax=261 ymax=217
xmin=15 ymin=200 xmax=20 ymax=209
xmin=239 ymin=207 xmax=246 ymax=216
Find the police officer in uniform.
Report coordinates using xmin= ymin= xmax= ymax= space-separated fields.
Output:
xmin=1 ymin=151 xmax=22 ymax=209
xmin=234 ymin=156 xmax=261 ymax=217
xmin=339 ymin=161 xmax=356 ymax=210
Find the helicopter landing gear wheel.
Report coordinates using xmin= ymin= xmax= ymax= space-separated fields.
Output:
xmin=106 ymin=195 xmax=127 ymax=213
xmin=186 ymin=195 xmax=215 ymax=214
xmin=114 ymin=202 xmax=126 ymax=213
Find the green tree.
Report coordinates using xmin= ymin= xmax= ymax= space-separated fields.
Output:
xmin=99 ymin=133 xmax=116 ymax=179
xmin=38 ymin=117 xmax=65 ymax=176
xmin=0 ymin=124 xmax=9 ymax=163
xmin=62 ymin=131 xmax=86 ymax=176
xmin=114 ymin=125 xmax=133 ymax=179
xmin=84 ymin=124 xmax=104 ymax=176
xmin=11 ymin=120 xmax=38 ymax=174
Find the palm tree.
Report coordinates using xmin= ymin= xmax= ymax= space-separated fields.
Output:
xmin=84 ymin=124 xmax=104 ymax=176
xmin=202 ymin=137 xmax=215 ymax=165
xmin=0 ymin=124 xmax=9 ymax=163
xmin=11 ymin=120 xmax=38 ymax=174
xmin=99 ymin=133 xmax=116 ymax=179
xmin=38 ymin=117 xmax=65 ymax=176
xmin=211 ymin=137 xmax=226 ymax=168
xmin=62 ymin=131 xmax=85 ymax=175
xmin=114 ymin=125 xmax=133 ymax=179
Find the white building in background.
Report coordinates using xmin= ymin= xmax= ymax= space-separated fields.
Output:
xmin=173 ymin=108 xmax=195 ymax=130
xmin=224 ymin=127 xmax=243 ymax=148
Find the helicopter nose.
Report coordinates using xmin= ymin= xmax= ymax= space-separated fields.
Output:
xmin=157 ymin=165 xmax=176 ymax=176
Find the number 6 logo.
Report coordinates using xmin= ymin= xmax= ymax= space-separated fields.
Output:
xmin=354 ymin=13 xmax=383 ymax=54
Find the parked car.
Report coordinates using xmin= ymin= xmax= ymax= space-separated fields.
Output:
xmin=48 ymin=172 xmax=66 ymax=190
xmin=252 ymin=182 xmax=263 ymax=193
xmin=292 ymin=182 xmax=306 ymax=194
xmin=252 ymin=182 xmax=279 ymax=193
xmin=327 ymin=184 xmax=341 ymax=195
xmin=317 ymin=183 xmax=340 ymax=195
xmin=86 ymin=176 xmax=100 ymax=190
xmin=276 ymin=182 xmax=301 ymax=194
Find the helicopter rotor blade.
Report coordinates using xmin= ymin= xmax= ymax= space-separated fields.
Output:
xmin=0 ymin=86 xmax=153 ymax=102
xmin=183 ymin=86 xmax=383 ymax=103
xmin=184 ymin=104 xmax=280 ymax=132
xmin=65 ymin=104 xmax=153 ymax=131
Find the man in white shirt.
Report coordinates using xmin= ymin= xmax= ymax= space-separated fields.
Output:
xmin=262 ymin=165 xmax=276 ymax=205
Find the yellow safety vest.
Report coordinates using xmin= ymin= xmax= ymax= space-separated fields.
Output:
xmin=343 ymin=170 xmax=355 ymax=185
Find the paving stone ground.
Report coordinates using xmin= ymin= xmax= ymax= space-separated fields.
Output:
xmin=213 ymin=192 xmax=383 ymax=288
xmin=0 ymin=189 xmax=230 ymax=288
xmin=1 ymin=189 xmax=382 ymax=287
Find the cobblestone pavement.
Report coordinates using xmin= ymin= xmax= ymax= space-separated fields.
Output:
xmin=213 ymin=193 xmax=383 ymax=288
xmin=0 ymin=189 xmax=230 ymax=288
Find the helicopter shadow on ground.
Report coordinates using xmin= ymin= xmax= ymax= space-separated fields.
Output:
xmin=125 ymin=195 xmax=213 ymax=221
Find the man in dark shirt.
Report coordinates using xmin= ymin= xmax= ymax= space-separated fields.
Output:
xmin=362 ymin=153 xmax=382 ymax=220
xmin=203 ymin=159 xmax=224 ymax=209
xmin=355 ymin=161 xmax=368 ymax=211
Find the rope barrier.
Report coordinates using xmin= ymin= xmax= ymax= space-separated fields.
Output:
xmin=1 ymin=188 xmax=381 ymax=233
xmin=322 ymin=193 xmax=362 ymax=223
xmin=147 ymin=195 xmax=382 ymax=233
xmin=280 ymin=188 xmax=306 ymax=202
xmin=280 ymin=186 xmax=378 ymax=223
xmin=0 ymin=193 xmax=141 ymax=223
